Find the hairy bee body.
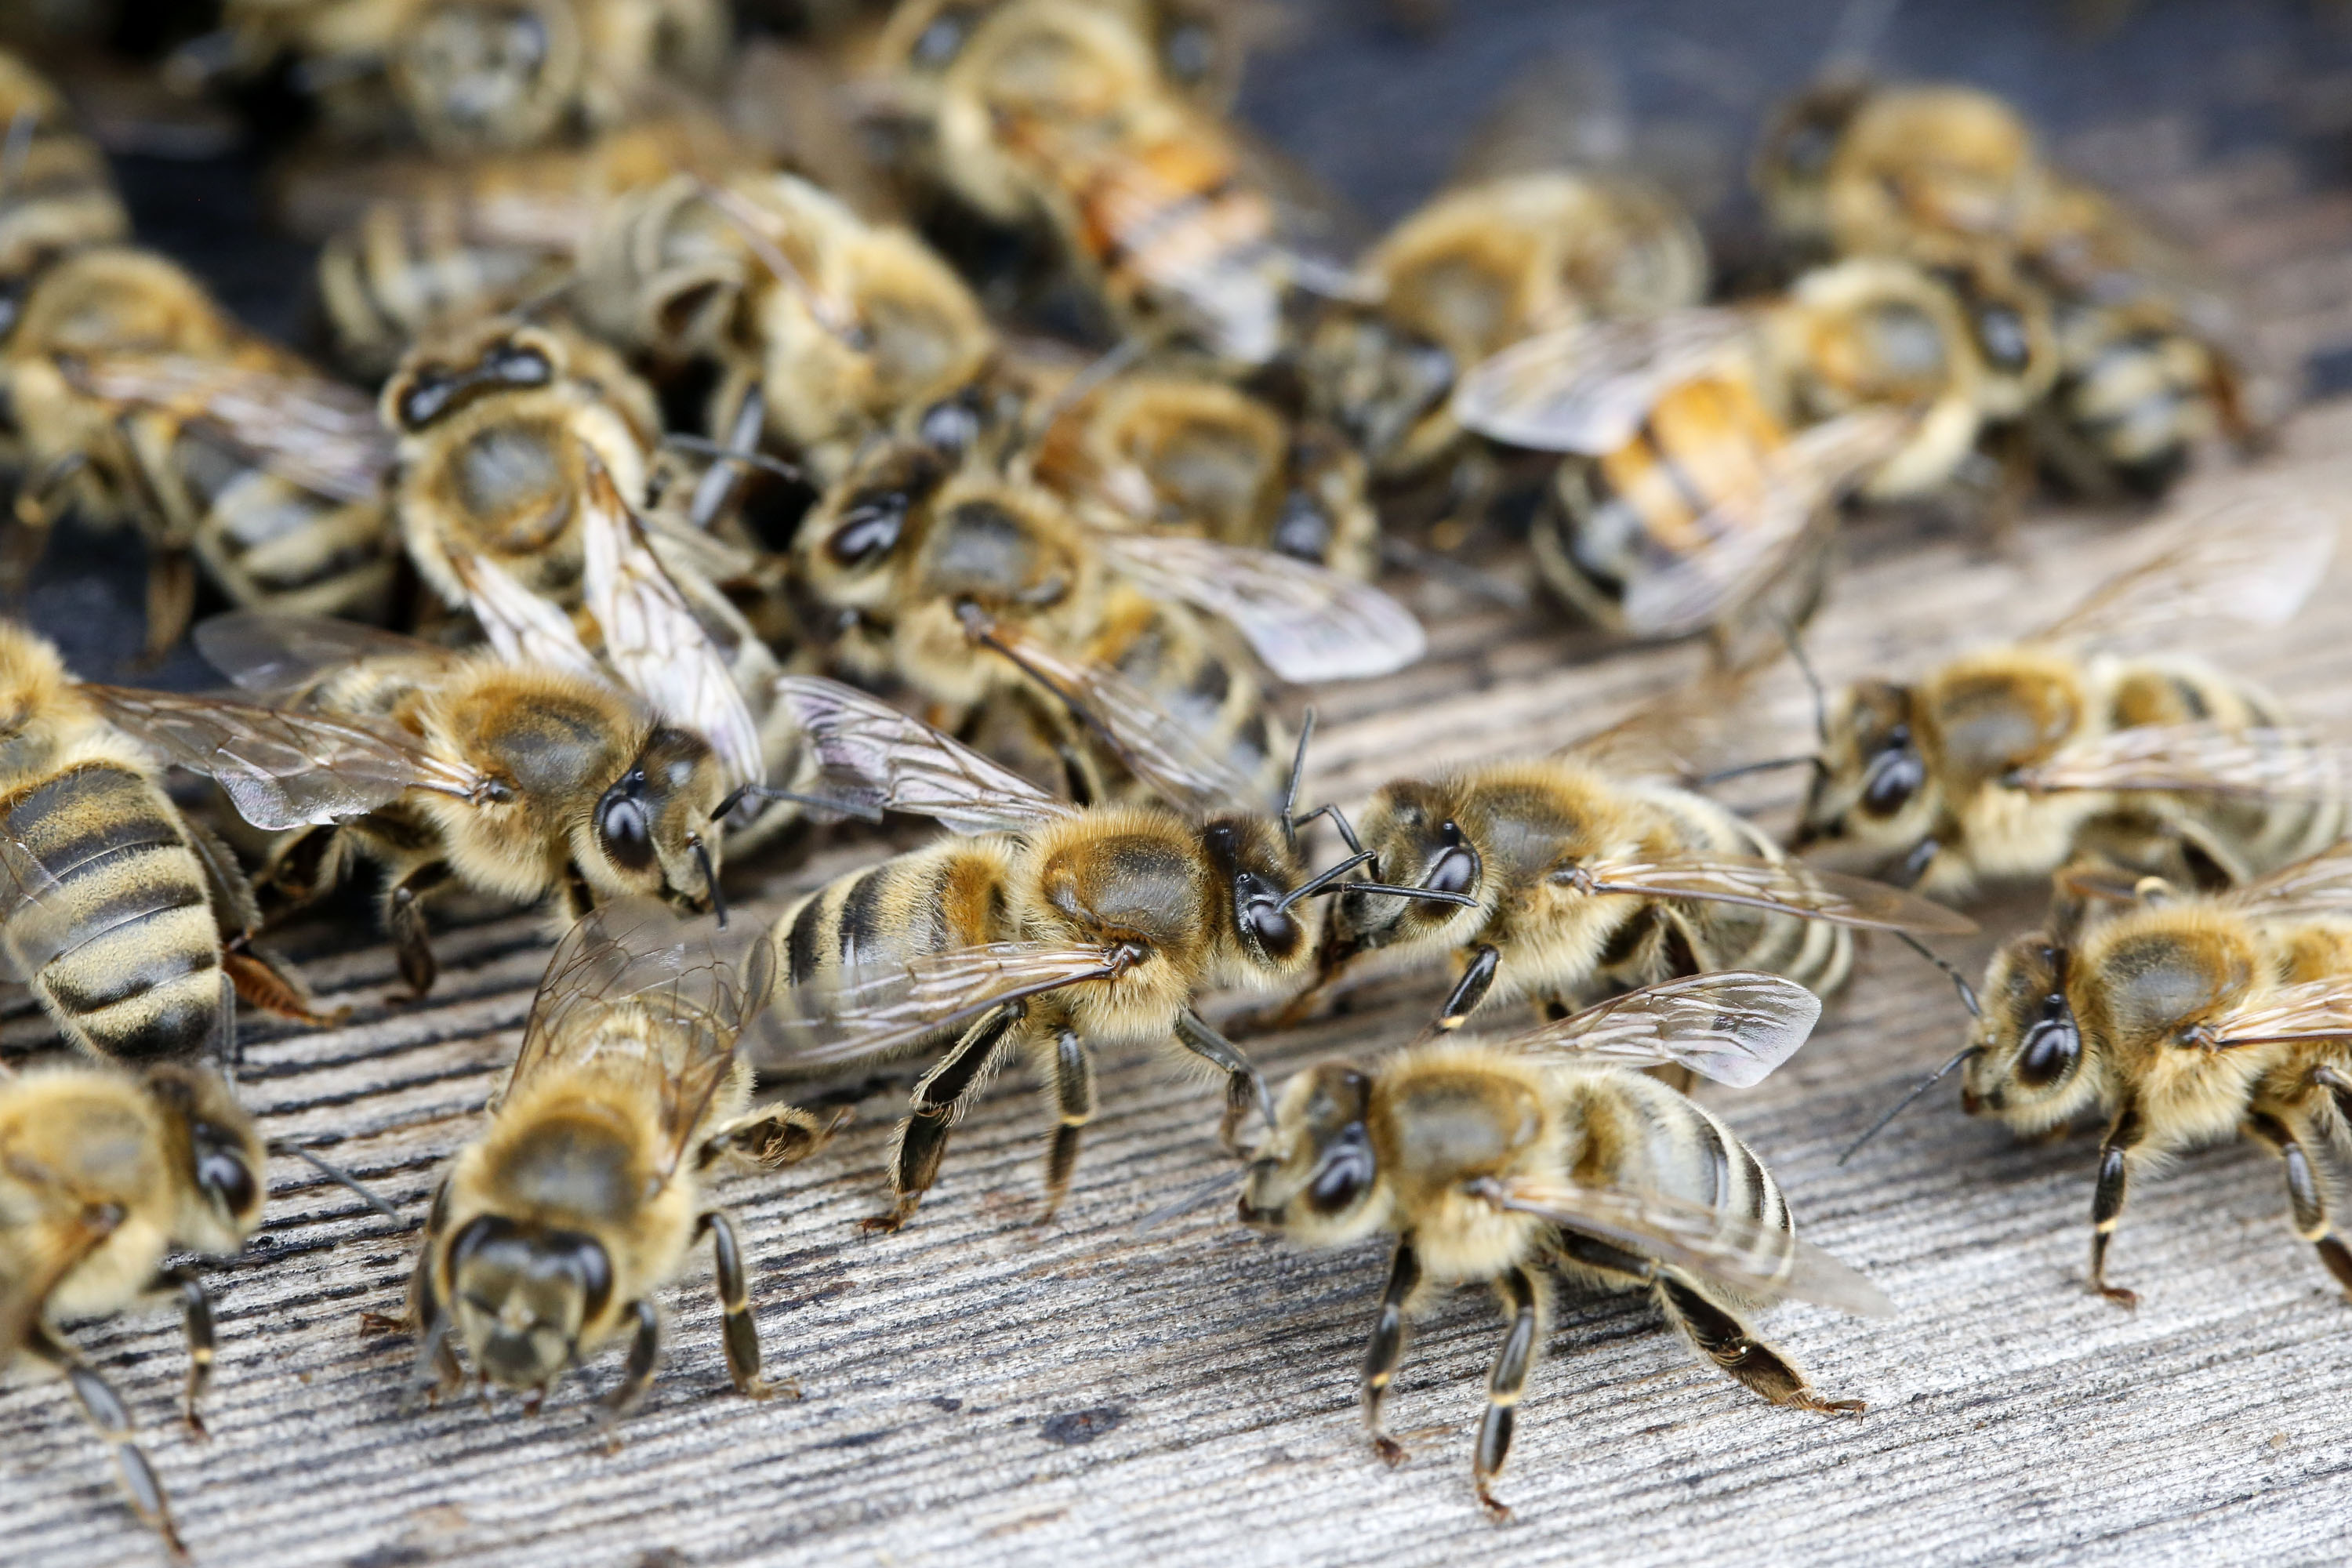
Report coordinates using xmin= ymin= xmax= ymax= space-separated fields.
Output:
xmin=1080 ymin=582 xmax=1287 ymax=806
xmin=0 ymin=623 xmax=243 ymax=1066
xmin=2040 ymin=285 xmax=2239 ymax=497
xmin=1332 ymin=761 xmax=1853 ymax=1018
xmin=1240 ymin=1044 xmax=1854 ymax=1514
xmin=0 ymin=49 xmax=131 ymax=286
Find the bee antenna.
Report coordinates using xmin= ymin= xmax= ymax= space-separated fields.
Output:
xmin=1016 ymin=336 xmax=1148 ymax=459
xmin=662 ymin=434 xmax=804 ymax=482
xmin=711 ymin=783 xmax=886 ymax=823
xmin=692 ymin=838 xmax=726 ymax=929
xmin=267 ymin=1141 xmax=401 ymax=1219
xmin=1838 ymin=1043 xmax=1981 ymax=1165
xmin=1316 ymin=880 xmax=1479 ymax=909
xmin=1894 ymin=931 xmax=1981 ymax=1016
xmin=1279 ymin=709 xmax=1317 ymax=847
xmin=1693 ymin=753 xmax=1828 ymax=788
xmin=0 ymin=109 xmax=34 ymax=202
xmin=1132 ymin=1165 xmax=1246 ymax=1236
xmin=1275 ymin=848 xmax=1377 ymax=913
xmin=1289 ymin=800 xmax=1367 ymax=855
xmin=1778 ymin=616 xmax=1831 ymax=748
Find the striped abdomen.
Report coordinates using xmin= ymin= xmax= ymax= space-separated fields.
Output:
xmin=2049 ymin=297 xmax=2223 ymax=496
xmin=317 ymin=201 xmax=568 ymax=378
xmin=6 ymin=764 xmax=226 ymax=1065
xmin=176 ymin=428 xmax=400 ymax=620
xmin=1534 ymin=374 xmax=1791 ymax=631
xmin=1618 ymin=785 xmax=1853 ymax=999
xmin=1083 ymin=586 xmax=1288 ymax=809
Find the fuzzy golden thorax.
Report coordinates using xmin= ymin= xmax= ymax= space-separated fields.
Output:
xmin=1824 ymin=84 xmax=2045 ymax=257
xmin=889 ymin=475 xmax=1105 ymax=708
xmin=0 ymin=619 xmax=85 ymax=783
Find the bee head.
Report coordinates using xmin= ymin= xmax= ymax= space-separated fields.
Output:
xmin=1801 ymin=679 xmax=1936 ymax=858
xmin=589 ymin=724 xmax=730 ymax=913
xmin=444 ymin=1214 xmax=612 ymax=1392
xmin=144 ymin=1065 xmax=266 ymax=1253
xmin=1839 ymin=85 xmax=2040 ymax=245
xmin=1200 ymin=815 xmax=1311 ymax=975
xmin=1300 ymin=306 xmax=1455 ymax=466
xmin=392 ymin=0 xmax=579 ymax=155
xmin=1238 ymin=1061 xmax=1384 ymax=1243
xmin=1327 ymin=781 xmax=1486 ymax=962
xmin=1962 ymin=935 xmax=2094 ymax=1131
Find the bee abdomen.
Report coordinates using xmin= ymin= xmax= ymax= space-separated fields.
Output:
xmin=7 ymin=764 xmax=224 ymax=1065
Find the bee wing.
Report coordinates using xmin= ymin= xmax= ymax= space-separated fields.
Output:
xmin=2006 ymin=724 xmax=2351 ymax=801
xmin=967 ymin=617 xmax=1268 ymax=817
xmin=1471 ymin=1174 xmax=1893 ymax=1317
xmin=748 ymin=941 xmax=1128 ymax=1072
xmin=194 ymin=612 xmax=463 ymax=699
xmin=444 ymin=549 xmax=605 ymax=682
xmin=1552 ymin=667 xmax=1756 ymax=781
xmin=1616 ymin=410 xmax=1908 ymax=641
xmin=1450 ymin=308 xmax=1753 ymax=455
xmin=578 ymin=454 xmax=767 ymax=787
xmin=511 ymin=899 xmax=774 ymax=1179
xmin=2220 ymin=840 xmax=2352 ymax=922
xmin=771 ymin=677 xmax=1075 ymax=836
xmin=1497 ymin=971 xmax=1823 ymax=1088
xmin=1572 ymin=851 xmax=1977 ymax=935
xmin=1092 ymin=532 xmax=1425 ymax=682
xmin=64 ymin=353 xmax=394 ymax=503
xmin=82 ymin=686 xmax=488 ymax=831
xmin=2202 ymin=978 xmax=2352 ymax=1049
xmin=2028 ymin=493 xmax=2342 ymax=650
xmin=0 ymin=833 xmax=74 ymax=983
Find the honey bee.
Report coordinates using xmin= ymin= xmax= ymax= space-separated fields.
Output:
xmin=85 ymin=615 xmax=741 ymax=995
xmin=1235 ymin=973 xmax=1888 ymax=1516
xmin=0 ymin=246 xmax=401 ymax=659
xmin=747 ymin=675 xmax=1475 ymax=1227
xmin=1301 ymin=169 xmax=1708 ymax=483
xmin=1795 ymin=495 xmax=2348 ymax=898
xmin=0 ymin=47 xmax=130 ymax=287
xmin=0 ymin=620 xmax=330 ymax=1066
xmin=1957 ymin=840 xmax=2352 ymax=1307
xmin=865 ymin=0 xmax=1319 ymax=364
xmin=399 ymin=898 xmax=840 ymax=1414
xmin=1288 ymin=706 xmax=1975 ymax=1033
xmin=223 ymin=0 xmax=730 ymax=157
xmin=1 ymin=1058 xmax=267 ymax=1559
xmin=1029 ymin=365 xmax=1380 ymax=577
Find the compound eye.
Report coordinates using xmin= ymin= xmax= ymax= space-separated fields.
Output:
xmin=596 ymin=785 xmax=653 ymax=872
xmin=1425 ymin=822 xmax=1479 ymax=898
xmin=2015 ymin=1006 xmax=2080 ymax=1087
xmin=828 ymin=492 xmax=907 ymax=567
xmin=911 ymin=6 xmax=971 ymax=67
xmin=918 ymin=397 xmax=982 ymax=454
xmin=395 ymin=369 xmax=460 ymax=430
xmin=1241 ymin=897 xmax=1297 ymax=960
xmin=1860 ymin=744 xmax=1925 ymax=817
xmin=192 ymin=1125 xmax=256 ymax=1218
xmin=1306 ymin=1124 xmax=1375 ymax=1215
xmin=487 ymin=342 xmax=553 ymax=387
xmin=1976 ymin=304 xmax=2031 ymax=372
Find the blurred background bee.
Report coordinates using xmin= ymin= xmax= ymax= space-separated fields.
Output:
xmin=397 ymin=898 xmax=840 ymax=1414
xmin=1234 ymin=972 xmax=1886 ymax=1516
xmin=0 ymin=46 xmax=131 ymax=289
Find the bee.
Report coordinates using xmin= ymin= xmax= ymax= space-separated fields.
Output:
xmin=223 ymin=0 xmax=730 ymax=157
xmin=400 ymin=898 xmax=840 ymax=1414
xmin=1029 ymin=365 xmax=1380 ymax=577
xmin=1301 ymin=169 xmax=1708 ymax=483
xmin=83 ymin=615 xmax=742 ymax=996
xmin=747 ymin=675 xmax=1475 ymax=1228
xmin=1235 ymin=972 xmax=1888 ymax=1516
xmin=1 ymin=1058 xmax=267 ymax=1559
xmin=866 ymin=0 xmax=1312 ymax=364
xmin=0 ymin=245 xmax=401 ymax=660
xmin=1288 ymin=697 xmax=1974 ymax=1033
xmin=1956 ymin=840 xmax=2352 ymax=1307
xmin=1795 ymin=495 xmax=2348 ymax=898
xmin=0 ymin=620 xmax=330 ymax=1067
xmin=0 ymin=47 xmax=131 ymax=288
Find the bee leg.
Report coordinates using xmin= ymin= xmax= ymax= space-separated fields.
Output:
xmin=702 ymin=1105 xmax=847 ymax=1171
xmin=399 ymin=1180 xmax=464 ymax=1410
xmin=25 ymin=1323 xmax=191 ymax=1563
xmin=1472 ymin=1266 xmax=1539 ymax=1522
xmin=2 ymin=451 xmax=76 ymax=601
xmin=1435 ymin=946 xmax=1502 ymax=1032
xmin=870 ymin=1003 xmax=1024 ymax=1232
xmin=140 ymin=550 xmax=198 ymax=666
xmin=254 ymin=824 xmax=344 ymax=919
xmin=2089 ymin=1098 xmax=2147 ymax=1308
xmin=2245 ymin=1110 xmax=2352 ymax=1298
xmin=159 ymin=1266 xmax=215 ymax=1436
xmin=383 ymin=861 xmax=452 ymax=996
xmin=1172 ymin=1009 xmax=1265 ymax=1156
xmin=1361 ymin=1236 xmax=1421 ymax=1465
xmin=221 ymin=938 xmax=346 ymax=1027
xmin=695 ymin=1210 xmax=786 ymax=1399
xmin=601 ymin=1300 xmax=662 ymax=1425
xmin=1656 ymin=1276 xmax=1864 ymax=1415
xmin=1036 ymin=1026 xmax=1098 ymax=1223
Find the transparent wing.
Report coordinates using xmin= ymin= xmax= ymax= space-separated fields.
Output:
xmin=194 ymin=612 xmax=462 ymax=699
xmin=64 ymin=353 xmax=394 ymax=503
xmin=0 ymin=833 xmax=74 ymax=983
xmin=1470 ymin=1174 xmax=1893 ymax=1316
xmin=2007 ymin=725 xmax=2352 ymax=800
xmin=1496 ymin=971 xmax=1822 ymax=1088
xmin=771 ymin=677 xmax=1073 ymax=836
xmin=2203 ymin=978 xmax=2352 ymax=1049
xmin=2221 ymin=840 xmax=2352 ymax=923
xmin=512 ymin=899 xmax=773 ymax=1179
xmin=1093 ymin=532 xmax=1425 ymax=683
xmin=82 ymin=686 xmax=487 ymax=831
xmin=965 ymin=615 xmax=1267 ymax=817
xmin=2030 ymin=493 xmax=2342 ymax=649
xmin=1553 ymin=667 xmax=1756 ymax=781
xmin=445 ymin=549 xmax=604 ymax=681
xmin=578 ymin=453 xmax=766 ymax=787
xmin=1570 ymin=851 xmax=1977 ymax=935
xmin=1451 ymin=308 xmax=1753 ymax=455
xmin=1619 ymin=411 xmax=1906 ymax=639
xmin=748 ymin=941 xmax=1127 ymax=1071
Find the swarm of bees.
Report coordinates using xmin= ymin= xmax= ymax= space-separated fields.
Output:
xmin=0 ymin=5 xmax=2344 ymax=1554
